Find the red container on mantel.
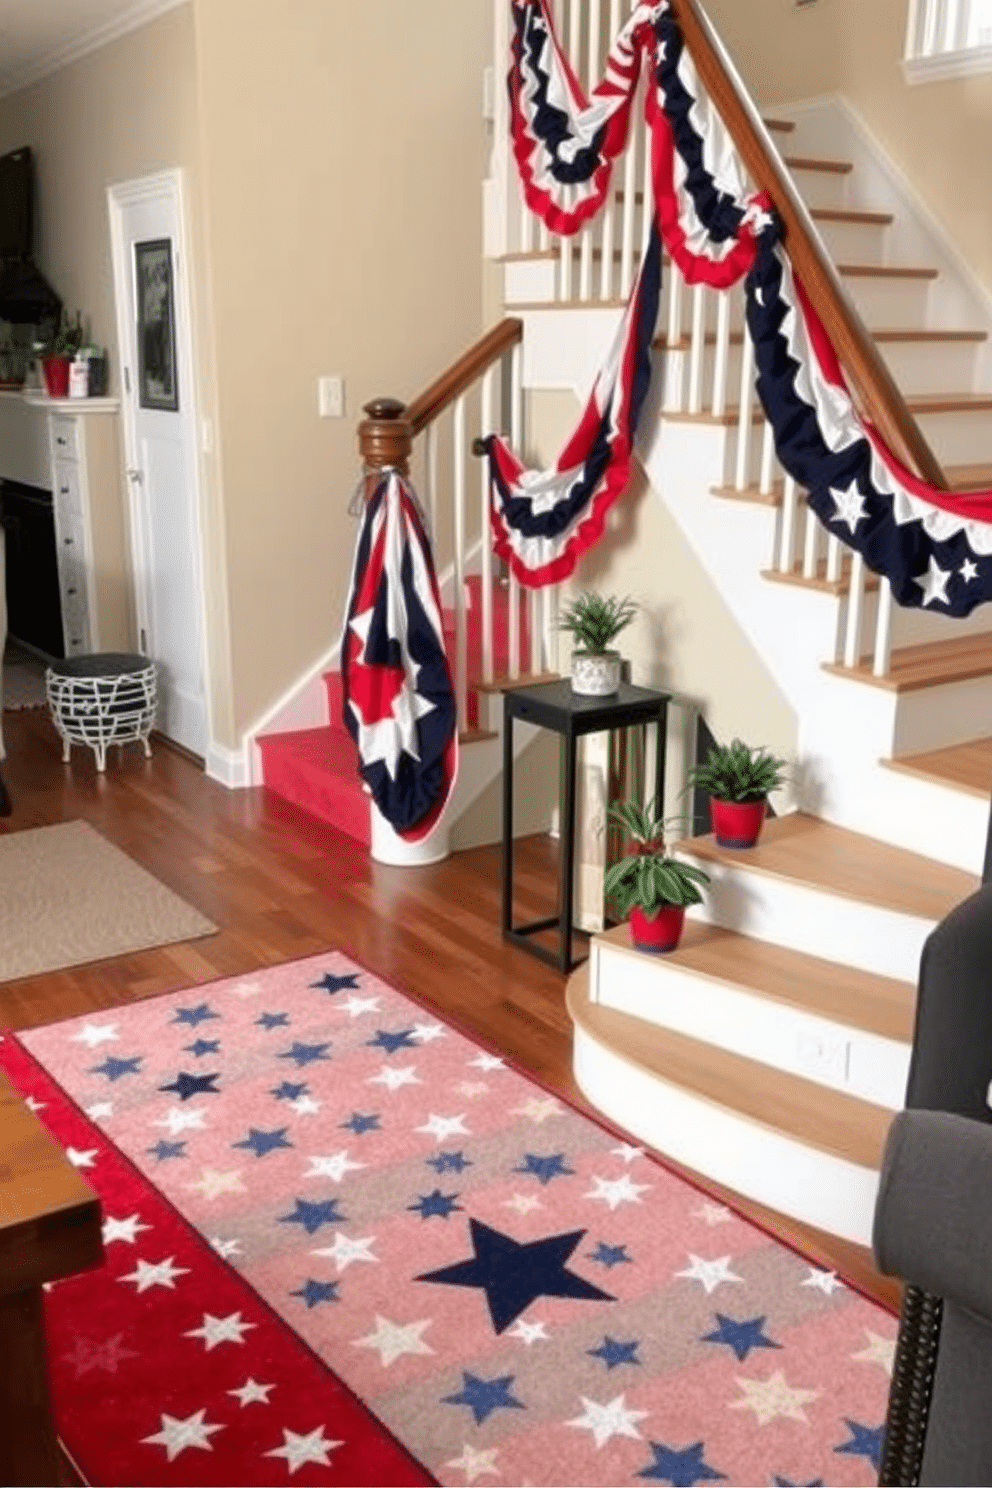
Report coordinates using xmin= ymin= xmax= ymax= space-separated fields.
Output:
xmin=41 ymin=355 xmax=70 ymax=398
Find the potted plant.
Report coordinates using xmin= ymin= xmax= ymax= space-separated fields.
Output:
xmin=686 ymin=737 xmax=788 ymax=849
xmin=558 ymin=590 xmax=637 ymax=696
xmin=603 ymin=798 xmax=710 ymax=953
xmin=39 ymin=310 xmax=84 ymax=399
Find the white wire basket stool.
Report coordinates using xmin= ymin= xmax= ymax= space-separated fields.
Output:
xmin=45 ymin=652 xmax=157 ymax=771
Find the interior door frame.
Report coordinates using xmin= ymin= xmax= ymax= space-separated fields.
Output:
xmin=106 ymin=167 xmax=211 ymax=752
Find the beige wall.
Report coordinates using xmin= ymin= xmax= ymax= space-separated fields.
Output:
xmin=706 ymin=0 xmax=992 ymax=293
xmin=192 ymin=0 xmax=490 ymax=739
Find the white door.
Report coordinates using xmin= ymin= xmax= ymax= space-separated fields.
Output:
xmin=108 ymin=171 xmax=207 ymax=757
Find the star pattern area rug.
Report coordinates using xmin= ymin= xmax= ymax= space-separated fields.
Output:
xmin=2 ymin=952 xmax=897 ymax=1487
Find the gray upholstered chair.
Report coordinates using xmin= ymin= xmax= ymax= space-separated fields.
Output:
xmin=873 ymin=881 xmax=992 ymax=1485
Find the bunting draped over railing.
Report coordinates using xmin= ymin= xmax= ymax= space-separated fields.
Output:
xmin=493 ymin=0 xmax=992 ymax=609
xmin=341 ymin=473 xmax=458 ymax=840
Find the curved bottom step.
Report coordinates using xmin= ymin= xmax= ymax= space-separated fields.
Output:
xmin=567 ymin=967 xmax=891 ymax=1247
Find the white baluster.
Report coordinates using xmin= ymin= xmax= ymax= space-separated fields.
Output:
xmin=873 ymin=576 xmax=893 ymax=678
xmin=825 ymin=533 xmax=842 ymax=584
xmin=529 ymin=588 xmax=542 ymax=675
xmin=843 ymin=551 xmax=866 ymax=668
xmin=802 ymin=493 xmax=819 ymax=579
xmin=598 ymin=0 xmax=622 ymax=301
xmin=688 ymin=284 xmax=706 ymax=415
xmin=758 ymin=418 xmax=775 ymax=497
xmin=778 ymin=475 xmax=798 ymax=573
xmin=453 ymin=396 xmax=469 ymax=731
xmin=425 ymin=421 xmax=438 ymax=543
xmin=665 ymin=269 xmax=684 ymax=412
xmin=711 ymin=289 xmax=731 ymax=418
xmin=480 ymin=367 xmax=495 ymax=684
xmin=559 ymin=235 xmax=573 ymax=302
xmin=734 ymin=332 xmax=756 ymax=491
xmin=619 ymin=109 xmax=638 ymax=299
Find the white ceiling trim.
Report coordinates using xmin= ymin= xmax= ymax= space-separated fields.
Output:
xmin=0 ymin=0 xmax=188 ymax=100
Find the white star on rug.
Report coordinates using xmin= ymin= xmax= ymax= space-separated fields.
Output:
xmin=153 ymin=1106 xmax=208 ymax=1136
xmin=503 ymin=1193 xmax=543 ymax=1215
xmin=960 ymin=558 xmax=979 ymax=583
xmin=611 ymin=1142 xmax=645 ymax=1163
xmin=914 ymin=556 xmax=952 ymax=608
xmin=310 ymin=1232 xmax=379 ymax=1272
xmin=567 ymin=1393 xmax=648 ymax=1448
xmin=141 ymin=1408 xmax=224 ymax=1461
xmin=102 ymin=1213 xmax=151 ymax=1246
xmin=416 ymin=1112 xmax=470 ymax=1142
xmin=446 ymin=1443 xmax=501 ymax=1482
xmin=353 ymin=1314 xmax=435 ymax=1366
xmin=368 ymin=1064 xmax=421 ymax=1092
xmin=231 ymin=978 xmax=263 ymax=998
xmin=507 ymin=1318 xmax=548 ymax=1346
xmin=186 ymin=1168 xmax=246 ymax=1200
xmin=289 ymin=1095 xmax=321 ymax=1116
xmin=119 ymin=1256 xmax=190 ymax=1293
xmin=303 ymin=1151 xmax=365 ymax=1182
xmin=584 ymin=1173 xmax=650 ymax=1210
xmin=852 ymin=1329 xmax=895 ymax=1375
xmin=801 ymin=1266 xmax=845 ymax=1295
xmin=694 ymin=1201 xmax=732 ymax=1226
xmin=412 ymin=1021 xmax=445 ymax=1043
xmin=455 ymin=1081 xmax=490 ymax=1098
xmin=228 ymin=1377 xmax=275 ymax=1407
xmin=85 ymin=1101 xmax=114 ymax=1120
xmin=66 ymin=1147 xmax=98 ymax=1168
xmin=730 ymin=1369 xmax=821 ymax=1425
xmin=675 ymin=1253 xmax=744 ymax=1294
xmin=71 ymin=1022 xmax=119 ymax=1048
xmin=829 ymin=478 xmax=869 ymax=534
xmin=184 ymin=1311 xmax=256 ymax=1350
xmin=513 ymin=1096 xmax=563 ymax=1123
xmin=469 ymin=1052 xmax=505 ymax=1071
xmin=339 ymin=995 xmax=382 ymax=1019
xmin=264 ymin=1425 xmax=342 ymax=1474
xmin=210 ymin=1236 xmax=242 ymax=1260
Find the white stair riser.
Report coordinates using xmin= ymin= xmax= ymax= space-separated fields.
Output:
xmin=877 ymin=337 xmax=983 ymax=397
xmin=914 ymin=406 xmax=992 ymax=467
xmin=503 ymin=256 xmax=557 ymax=304
xmin=572 ymin=1022 xmax=881 ymax=1245
xmin=887 ymin=593 xmax=992 ymax=648
xmin=590 ymin=939 xmax=911 ymax=1107
xmin=841 ymin=274 xmax=933 ymax=325
xmin=787 ymin=165 xmax=851 ymax=212
xmin=812 ymin=216 xmax=889 ymax=263
xmin=677 ymin=850 xmax=937 ymax=981
xmin=891 ymin=671 xmax=992 ymax=754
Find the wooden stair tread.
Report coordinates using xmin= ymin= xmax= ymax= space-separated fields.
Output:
xmin=763 ymin=118 xmax=795 ymax=134
xmin=783 ymin=154 xmax=853 ymax=175
xmin=677 ymin=812 xmax=978 ymax=922
xmin=873 ymin=327 xmax=987 ymax=343
xmin=811 ymin=206 xmax=893 ymax=226
xmin=947 ymin=461 xmax=992 ymax=490
xmin=596 ymin=918 xmax=915 ymax=1041
xmin=672 ymin=390 xmax=992 ymax=428
xmin=837 ymin=262 xmax=938 ymax=280
xmin=760 ymin=557 xmax=879 ymax=596
xmin=824 ymin=630 xmax=992 ymax=693
xmin=471 ymin=670 xmax=560 ymax=694
xmin=883 ymin=736 xmax=992 ymax=798
xmin=567 ymin=966 xmax=892 ymax=1170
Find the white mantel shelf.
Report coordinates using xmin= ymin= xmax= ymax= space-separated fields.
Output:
xmin=21 ymin=392 xmax=120 ymax=414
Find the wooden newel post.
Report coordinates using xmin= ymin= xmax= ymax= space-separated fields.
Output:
xmin=358 ymin=398 xmax=413 ymax=490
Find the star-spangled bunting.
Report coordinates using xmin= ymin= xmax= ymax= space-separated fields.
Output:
xmin=341 ymin=471 xmax=458 ymax=840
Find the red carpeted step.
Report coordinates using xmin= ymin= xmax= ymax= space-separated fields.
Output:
xmin=258 ymin=725 xmax=369 ymax=846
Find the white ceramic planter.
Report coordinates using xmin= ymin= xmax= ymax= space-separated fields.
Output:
xmin=571 ymin=650 xmax=622 ymax=696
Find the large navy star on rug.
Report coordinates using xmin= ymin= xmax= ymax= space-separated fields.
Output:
xmin=416 ymin=1217 xmax=613 ymax=1333
xmin=637 ymin=1439 xmax=727 ymax=1484
xmin=159 ymin=1070 xmax=221 ymax=1101
xmin=310 ymin=972 xmax=360 ymax=994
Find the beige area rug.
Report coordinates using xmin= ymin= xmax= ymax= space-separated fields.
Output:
xmin=2 ymin=645 xmax=49 ymax=709
xmin=0 ymin=820 xmax=216 ymax=982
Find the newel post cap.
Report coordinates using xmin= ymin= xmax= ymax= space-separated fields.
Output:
xmin=358 ymin=397 xmax=413 ymax=474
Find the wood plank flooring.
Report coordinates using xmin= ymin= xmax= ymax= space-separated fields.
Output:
xmin=0 ymin=704 xmax=901 ymax=1318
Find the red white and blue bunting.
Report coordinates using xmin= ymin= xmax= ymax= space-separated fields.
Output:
xmin=497 ymin=0 xmax=992 ymax=609
xmin=341 ymin=473 xmax=458 ymax=840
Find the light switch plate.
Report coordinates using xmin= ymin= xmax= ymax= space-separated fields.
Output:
xmin=318 ymin=375 xmax=344 ymax=418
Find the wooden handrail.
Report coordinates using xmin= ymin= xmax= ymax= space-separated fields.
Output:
xmin=669 ymin=0 xmax=948 ymax=489
xmin=404 ymin=317 xmax=523 ymax=436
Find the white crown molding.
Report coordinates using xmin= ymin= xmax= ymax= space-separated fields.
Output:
xmin=902 ymin=43 xmax=992 ymax=83
xmin=0 ymin=0 xmax=188 ymax=100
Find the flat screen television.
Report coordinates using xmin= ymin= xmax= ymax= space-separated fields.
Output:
xmin=0 ymin=146 xmax=34 ymax=259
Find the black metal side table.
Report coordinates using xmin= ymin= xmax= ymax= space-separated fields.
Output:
xmin=502 ymin=678 xmax=670 ymax=973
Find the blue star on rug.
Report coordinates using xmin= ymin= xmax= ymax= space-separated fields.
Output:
xmin=426 ymin=1150 xmax=472 ymax=1173
xmin=773 ymin=1477 xmax=824 ymax=1486
xmin=310 ymin=972 xmax=360 ymax=993
xmin=341 ymin=1112 xmax=380 ymax=1135
xmin=272 ymin=1080 xmax=308 ymax=1101
xmin=91 ymin=1055 xmax=142 ymax=1082
xmin=701 ymin=1313 xmax=781 ymax=1362
xmin=589 ymin=1241 xmax=631 ymax=1269
xmin=291 ymin=1278 xmax=340 ymax=1308
xmin=514 ymin=1152 xmax=575 ymax=1185
xmin=256 ymin=1012 xmax=290 ymax=1030
xmin=367 ymin=1028 xmax=418 ymax=1054
xmin=416 ymin=1217 xmax=613 ymax=1333
xmin=158 ymin=1070 xmax=220 ymax=1101
xmin=588 ymin=1335 xmax=640 ymax=1369
xmin=172 ymin=1003 xmax=220 ymax=1027
xmin=408 ymin=1189 xmax=463 ymax=1220
xmin=278 ymin=1198 xmax=347 ymax=1235
xmin=442 ymin=1371 xmax=525 ymax=1425
xmin=637 ymin=1440 xmax=727 ymax=1484
xmin=184 ymin=1039 xmax=220 ymax=1058
xmin=233 ymin=1127 xmax=293 ymax=1158
xmin=278 ymin=1041 xmax=331 ymax=1067
xmin=147 ymin=1140 xmax=186 ymax=1162
xmin=835 ymin=1420 xmax=884 ymax=1472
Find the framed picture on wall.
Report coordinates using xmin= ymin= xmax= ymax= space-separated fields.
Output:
xmin=135 ymin=237 xmax=179 ymax=412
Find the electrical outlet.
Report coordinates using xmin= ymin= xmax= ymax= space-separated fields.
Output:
xmin=795 ymin=1030 xmax=850 ymax=1085
xmin=318 ymin=375 xmax=345 ymax=418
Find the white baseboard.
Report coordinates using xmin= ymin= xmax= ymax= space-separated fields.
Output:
xmin=205 ymin=741 xmax=250 ymax=789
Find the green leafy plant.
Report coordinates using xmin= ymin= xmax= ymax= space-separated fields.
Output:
xmin=558 ymin=591 xmax=637 ymax=654
xmin=40 ymin=309 xmax=84 ymax=358
xmin=603 ymin=798 xmax=710 ymax=919
xmin=686 ymin=738 xmax=788 ymax=803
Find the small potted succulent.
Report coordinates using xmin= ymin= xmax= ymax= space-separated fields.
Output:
xmin=686 ymin=737 xmax=788 ymax=849
xmin=603 ymin=798 xmax=710 ymax=953
xmin=558 ymin=590 xmax=637 ymax=696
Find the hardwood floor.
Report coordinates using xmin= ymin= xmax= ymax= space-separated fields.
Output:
xmin=0 ymin=703 xmax=901 ymax=1317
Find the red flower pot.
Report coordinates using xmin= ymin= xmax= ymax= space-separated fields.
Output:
xmin=711 ymin=796 xmax=767 ymax=849
xmin=42 ymin=355 xmax=71 ymax=398
xmin=629 ymin=903 xmax=685 ymax=954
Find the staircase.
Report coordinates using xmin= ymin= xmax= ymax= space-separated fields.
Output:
xmin=524 ymin=96 xmax=992 ymax=1245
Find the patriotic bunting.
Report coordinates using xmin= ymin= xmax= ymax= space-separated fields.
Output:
xmin=341 ymin=474 xmax=458 ymax=840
